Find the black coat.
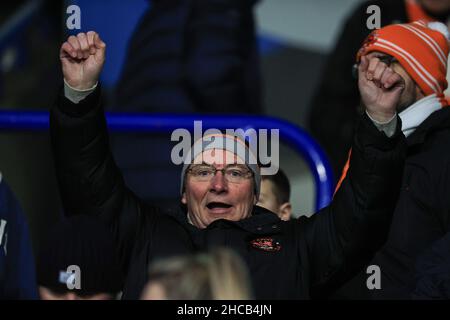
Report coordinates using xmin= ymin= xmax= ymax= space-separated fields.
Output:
xmin=334 ymin=107 xmax=450 ymax=299
xmin=413 ymin=231 xmax=450 ymax=299
xmin=50 ymin=86 xmax=406 ymax=299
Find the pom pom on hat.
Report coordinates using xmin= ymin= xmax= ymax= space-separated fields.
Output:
xmin=428 ymin=22 xmax=450 ymax=41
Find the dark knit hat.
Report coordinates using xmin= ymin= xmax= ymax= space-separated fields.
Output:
xmin=37 ymin=215 xmax=123 ymax=296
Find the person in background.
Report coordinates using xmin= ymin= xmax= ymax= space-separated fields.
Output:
xmin=309 ymin=0 xmax=450 ymax=180
xmin=257 ymin=168 xmax=292 ymax=221
xmin=37 ymin=215 xmax=124 ymax=300
xmin=141 ymin=248 xmax=253 ymax=300
xmin=110 ymin=0 xmax=262 ymax=208
xmin=333 ymin=20 xmax=450 ymax=300
xmin=0 ymin=173 xmax=38 ymax=299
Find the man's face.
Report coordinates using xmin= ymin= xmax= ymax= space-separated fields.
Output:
xmin=418 ymin=0 xmax=450 ymax=15
xmin=257 ymin=179 xmax=292 ymax=221
xmin=257 ymin=179 xmax=279 ymax=214
xmin=181 ymin=149 xmax=256 ymax=229
xmin=365 ymin=52 xmax=423 ymax=112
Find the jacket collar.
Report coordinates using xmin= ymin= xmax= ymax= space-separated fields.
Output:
xmin=232 ymin=205 xmax=281 ymax=233
xmin=407 ymin=106 xmax=450 ymax=147
xmin=171 ymin=204 xmax=281 ymax=234
xmin=399 ymin=94 xmax=442 ymax=138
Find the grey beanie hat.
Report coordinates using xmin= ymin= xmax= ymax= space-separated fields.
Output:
xmin=180 ymin=133 xmax=261 ymax=199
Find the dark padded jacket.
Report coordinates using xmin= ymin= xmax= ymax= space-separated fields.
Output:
xmin=335 ymin=107 xmax=450 ymax=299
xmin=50 ymin=86 xmax=406 ymax=299
xmin=413 ymin=231 xmax=450 ymax=299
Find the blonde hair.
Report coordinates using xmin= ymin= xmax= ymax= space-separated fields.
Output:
xmin=145 ymin=248 xmax=253 ymax=300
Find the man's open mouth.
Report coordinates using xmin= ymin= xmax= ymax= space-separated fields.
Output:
xmin=206 ymin=202 xmax=233 ymax=210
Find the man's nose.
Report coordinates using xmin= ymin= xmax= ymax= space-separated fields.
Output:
xmin=209 ymin=171 xmax=228 ymax=193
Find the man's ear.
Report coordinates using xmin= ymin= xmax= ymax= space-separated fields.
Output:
xmin=181 ymin=192 xmax=187 ymax=204
xmin=278 ymin=202 xmax=292 ymax=221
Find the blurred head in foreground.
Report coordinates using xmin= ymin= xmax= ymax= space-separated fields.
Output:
xmin=141 ymin=248 xmax=253 ymax=300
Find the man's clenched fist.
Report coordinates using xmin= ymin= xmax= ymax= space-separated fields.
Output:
xmin=60 ymin=31 xmax=106 ymax=90
xmin=358 ymin=54 xmax=404 ymax=123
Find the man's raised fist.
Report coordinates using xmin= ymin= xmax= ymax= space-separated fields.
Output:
xmin=60 ymin=31 xmax=106 ymax=90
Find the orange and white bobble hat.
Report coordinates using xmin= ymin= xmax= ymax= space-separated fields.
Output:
xmin=357 ymin=21 xmax=450 ymax=107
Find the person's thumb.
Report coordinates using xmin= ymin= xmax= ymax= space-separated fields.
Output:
xmin=93 ymin=33 xmax=106 ymax=63
xmin=94 ymin=33 xmax=106 ymax=51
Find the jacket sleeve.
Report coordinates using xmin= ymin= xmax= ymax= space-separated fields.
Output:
xmin=300 ymin=112 xmax=407 ymax=298
xmin=50 ymin=85 xmax=166 ymax=274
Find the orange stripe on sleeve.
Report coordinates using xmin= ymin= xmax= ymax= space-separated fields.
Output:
xmin=334 ymin=148 xmax=352 ymax=196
